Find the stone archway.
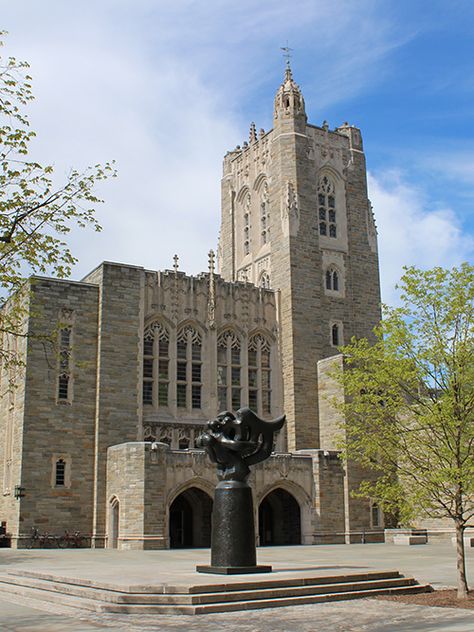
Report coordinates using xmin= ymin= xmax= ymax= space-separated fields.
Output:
xmin=258 ymin=488 xmax=301 ymax=546
xmin=169 ymin=487 xmax=213 ymax=548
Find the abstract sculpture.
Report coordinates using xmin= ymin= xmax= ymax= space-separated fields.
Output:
xmin=196 ymin=407 xmax=285 ymax=574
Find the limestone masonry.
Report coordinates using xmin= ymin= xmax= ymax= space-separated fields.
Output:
xmin=1 ymin=65 xmax=386 ymax=549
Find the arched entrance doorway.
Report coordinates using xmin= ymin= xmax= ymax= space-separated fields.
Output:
xmin=169 ymin=487 xmax=213 ymax=548
xmin=258 ymin=488 xmax=301 ymax=545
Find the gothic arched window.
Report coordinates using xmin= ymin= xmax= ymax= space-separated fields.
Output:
xmin=176 ymin=326 xmax=202 ymax=410
xmin=318 ymin=175 xmax=337 ymax=238
xmin=217 ymin=330 xmax=241 ymax=412
xmin=325 ymin=268 xmax=340 ymax=292
xmin=248 ymin=334 xmax=272 ymax=416
xmin=143 ymin=322 xmax=169 ymax=408
xmin=259 ymin=272 xmax=271 ymax=290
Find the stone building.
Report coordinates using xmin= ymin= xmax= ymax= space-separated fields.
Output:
xmin=0 ymin=65 xmax=384 ymax=549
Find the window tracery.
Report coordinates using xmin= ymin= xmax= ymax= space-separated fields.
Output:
xmin=248 ymin=334 xmax=272 ymax=416
xmin=176 ymin=326 xmax=202 ymax=410
xmin=318 ymin=175 xmax=337 ymax=238
xmin=259 ymin=271 xmax=271 ymax=289
xmin=325 ymin=268 xmax=339 ymax=292
xmin=217 ymin=330 xmax=241 ymax=412
xmin=143 ymin=322 xmax=169 ymax=408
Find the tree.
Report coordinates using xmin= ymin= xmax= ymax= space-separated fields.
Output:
xmin=0 ymin=32 xmax=115 ymax=369
xmin=332 ymin=263 xmax=474 ymax=598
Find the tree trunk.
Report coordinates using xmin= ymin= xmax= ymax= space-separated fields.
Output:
xmin=455 ymin=520 xmax=469 ymax=598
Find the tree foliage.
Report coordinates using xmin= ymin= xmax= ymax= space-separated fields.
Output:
xmin=0 ymin=32 xmax=115 ymax=366
xmin=334 ymin=263 xmax=474 ymax=597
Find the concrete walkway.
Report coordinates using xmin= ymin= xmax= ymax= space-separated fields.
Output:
xmin=1 ymin=543 xmax=474 ymax=631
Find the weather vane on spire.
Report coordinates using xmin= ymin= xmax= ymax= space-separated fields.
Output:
xmin=280 ymin=41 xmax=293 ymax=68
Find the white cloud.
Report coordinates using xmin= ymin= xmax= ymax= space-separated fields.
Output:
xmin=369 ymin=170 xmax=474 ymax=305
xmin=0 ymin=1 xmax=426 ymax=281
xmin=423 ymin=152 xmax=474 ymax=188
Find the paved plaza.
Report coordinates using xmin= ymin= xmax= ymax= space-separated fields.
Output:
xmin=1 ymin=543 xmax=474 ymax=631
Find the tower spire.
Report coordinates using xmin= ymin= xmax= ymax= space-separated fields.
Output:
xmin=274 ymin=46 xmax=306 ymax=128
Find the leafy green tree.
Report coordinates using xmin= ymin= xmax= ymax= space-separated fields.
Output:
xmin=333 ymin=263 xmax=474 ymax=598
xmin=0 ymin=32 xmax=115 ymax=368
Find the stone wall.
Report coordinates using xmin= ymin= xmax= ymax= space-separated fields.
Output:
xmin=317 ymin=354 xmax=385 ymax=542
xmin=142 ymin=269 xmax=281 ymax=430
xmin=0 ymin=292 xmax=29 ymax=542
xmin=82 ymin=262 xmax=144 ymax=548
xmin=12 ymin=277 xmax=99 ymax=547
xmin=217 ymin=71 xmax=382 ymax=453
xmin=106 ymin=443 xmax=319 ymax=549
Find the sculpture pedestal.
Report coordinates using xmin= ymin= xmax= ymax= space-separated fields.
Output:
xmin=196 ymin=480 xmax=272 ymax=575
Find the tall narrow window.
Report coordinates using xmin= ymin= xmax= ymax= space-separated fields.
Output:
xmin=248 ymin=334 xmax=272 ymax=416
xmin=55 ymin=459 xmax=66 ymax=486
xmin=318 ymin=175 xmax=337 ymax=238
xmin=325 ymin=270 xmax=332 ymax=290
xmin=57 ymin=326 xmax=72 ymax=401
xmin=331 ymin=323 xmax=342 ymax=347
xmin=371 ymin=503 xmax=381 ymax=527
xmin=176 ymin=326 xmax=202 ymax=410
xmin=217 ymin=330 xmax=241 ymax=411
xmin=325 ymin=268 xmax=340 ymax=292
xmin=143 ymin=323 xmax=169 ymax=408
xmin=260 ymin=182 xmax=270 ymax=246
xmin=143 ymin=332 xmax=154 ymax=405
xmin=259 ymin=272 xmax=271 ymax=290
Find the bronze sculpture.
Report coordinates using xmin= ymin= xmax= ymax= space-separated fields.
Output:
xmin=196 ymin=408 xmax=285 ymax=574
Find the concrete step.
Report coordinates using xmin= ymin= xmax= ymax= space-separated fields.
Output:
xmin=0 ymin=573 xmax=417 ymax=605
xmin=5 ymin=568 xmax=402 ymax=593
xmin=0 ymin=571 xmax=432 ymax=615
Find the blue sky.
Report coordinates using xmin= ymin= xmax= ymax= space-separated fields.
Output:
xmin=2 ymin=0 xmax=473 ymax=304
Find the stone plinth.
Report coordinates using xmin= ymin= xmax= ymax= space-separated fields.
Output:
xmin=394 ymin=535 xmax=427 ymax=545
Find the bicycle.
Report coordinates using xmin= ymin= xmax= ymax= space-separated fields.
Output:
xmin=59 ymin=530 xmax=84 ymax=548
xmin=26 ymin=527 xmax=60 ymax=548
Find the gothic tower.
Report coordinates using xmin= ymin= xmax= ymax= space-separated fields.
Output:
xmin=218 ymin=64 xmax=381 ymax=451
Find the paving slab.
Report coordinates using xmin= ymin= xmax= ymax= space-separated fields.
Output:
xmin=1 ymin=543 xmax=474 ymax=630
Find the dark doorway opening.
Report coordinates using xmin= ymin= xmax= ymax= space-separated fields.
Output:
xmin=169 ymin=487 xmax=213 ymax=548
xmin=258 ymin=488 xmax=301 ymax=545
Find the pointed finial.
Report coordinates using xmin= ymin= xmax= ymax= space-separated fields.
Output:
xmin=207 ymin=249 xmax=216 ymax=329
xmin=280 ymin=42 xmax=293 ymax=78
xmin=249 ymin=122 xmax=257 ymax=143
xmin=173 ymin=254 xmax=179 ymax=273
xmin=208 ymin=249 xmax=215 ymax=274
